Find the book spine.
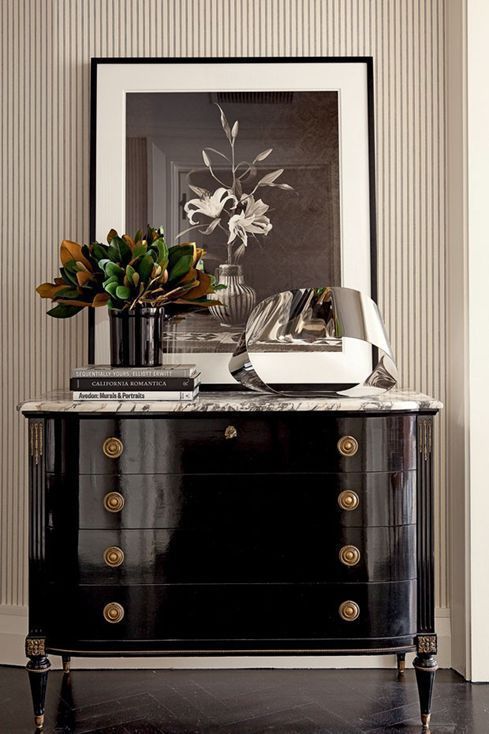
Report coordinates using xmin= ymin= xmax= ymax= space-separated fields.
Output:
xmin=72 ymin=368 xmax=197 ymax=378
xmin=70 ymin=377 xmax=199 ymax=391
xmin=72 ymin=390 xmax=198 ymax=401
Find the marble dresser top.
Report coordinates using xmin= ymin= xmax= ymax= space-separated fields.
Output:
xmin=18 ymin=390 xmax=443 ymax=414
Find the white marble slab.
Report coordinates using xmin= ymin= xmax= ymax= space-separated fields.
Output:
xmin=18 ymin=389 xmax=443 ymax=414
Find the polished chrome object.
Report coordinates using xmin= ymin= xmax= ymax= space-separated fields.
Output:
xmin=229 ymin=286 xmax=398 ymax=396
xmin=103 ymin=492 xmax=125 ymax=513
xmin=339 ymin=545 xmax=361 ymax=566
xmin=337 ymin=435 xmax=359 ymax=456
xmin=337 ymin=490 xmax=360 ymax=511
xmin=103 ymin=546 xmax=125 ymax=567
xmin=103 ymin=602 xmax=125 ymax=624
xmin=224 ymin=425 xmax=238 ymax=440
xmin=102 ymin=437 xmax=124 ymax=458
xmin=339 ymin=600 xmax=360 ymax=621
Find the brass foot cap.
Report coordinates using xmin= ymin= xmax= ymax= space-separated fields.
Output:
xmin=421 ymin=712 xmax=431 ymax=728
xmin=398 ymin=661 xmax=406 ymax=674
xmin=34 ymin=714 xmax=44 ymax=729
xmin=63 ymin=662 xmax=70 ymax=674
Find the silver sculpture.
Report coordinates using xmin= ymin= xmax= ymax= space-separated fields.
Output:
xmin=229 ymin=287 xmax=398 ymax=397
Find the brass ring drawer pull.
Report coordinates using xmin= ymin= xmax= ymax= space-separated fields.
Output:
xmin=339 ymin=600 xmax=360 ymax=621
xmin=103 ymin=546 xmax=125 ymax=567
xmin=337 ymin=490 xmax=359 ymax=511
xmin=339 ymin=545 xmax=361 ymax=567
xmin=102 ymin=437 xmax=124 ymax=458
xmin=103 ymin=602 xmax=125 ymax=624
xmin=337 ymin=435 xmax=359 ymax=457
xmin=224 ymin=425 xmax=238 ymax=439
xmin=103 ymin=491 xmax=125 ymax=513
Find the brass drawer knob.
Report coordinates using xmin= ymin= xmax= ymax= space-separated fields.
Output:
xmin=337 ymin=490 xmax=359 ymax=511
xmin=339 ymin=545 xmax=361 ymax=566
xmin=339 ymin=600 xmax=360 ymax=621
xmin=224 ymin=425 xmax=238 ymax=440
xmin=337 ymin=435 xmax=358 ymax=457
xmin=103 ymin=437 xmax=124 ymax=458
xmin=103 ymin=602 xmax=125 ymax=624
xmin=103 ymin=546 xmax=125 ymax=567
xmin=103 ymin=491 xmax=125 ymax=513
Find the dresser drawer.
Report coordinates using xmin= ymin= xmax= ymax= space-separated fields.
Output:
xmin=47 ymin=471 xmax=416 ymax=530
xmin=48 ymin=525 xmax=416 ymax=584
xmin=70 ymin=414 xmax=416 ymax=475
xmin=47 ymin=580 xmax=416 ymax=643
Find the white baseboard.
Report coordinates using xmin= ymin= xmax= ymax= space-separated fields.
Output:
xmin=0 ymin=604 xmax=452 ymax=670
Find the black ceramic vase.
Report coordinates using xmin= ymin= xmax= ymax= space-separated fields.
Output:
xmin=109 ymin=306 xmax=166 ymax=367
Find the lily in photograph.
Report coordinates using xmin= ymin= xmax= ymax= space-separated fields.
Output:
xmin=178 ymin=104 xmax=293 ymax=263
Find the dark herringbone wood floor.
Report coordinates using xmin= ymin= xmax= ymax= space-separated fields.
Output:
xmin=1 ymin=666 xmax=487 ymax=734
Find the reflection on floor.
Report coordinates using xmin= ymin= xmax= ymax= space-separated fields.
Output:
xmin=0 ymin=666 xmax=486 ymax=733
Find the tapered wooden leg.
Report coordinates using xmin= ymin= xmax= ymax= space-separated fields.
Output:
xmin=62 ymin=654 xmax=71 ymax=674
xmin=396 ymin=652 xmax=406 ymax=676
xmin=26 ymin=637 xmax=51 ymax=729
xmin=414 ymin=635 xmax=438 ymax=729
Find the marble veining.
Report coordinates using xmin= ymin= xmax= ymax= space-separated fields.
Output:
xmin=18 ymin=389 xmax=443 ymax=414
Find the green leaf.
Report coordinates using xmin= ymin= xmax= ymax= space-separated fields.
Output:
xmin=105 ymin=262 xmax=124 ymax=277
xmin=153 ymin=237 xmax=169 ymax=267
xmin=138 ymin=253 xmax=155 ymax=283
xmin=103 ymin=274 xmax=120 ymax=286
xmin=92 ymin=243 xmax=109 ymax=262
xmin=134 ymin=229 xmax=143 ymax=243
xmin=47 ymin=303 xmax=83 ymax=318
xmin=168 ymin=253 xmax=193 ymax=283
xmin=112 ymin=236 xmax=132 ymax=264
xmin=59 ymin=266 xmax=79 ymax=287
xmin=107 ymin=241 xmax=121 ymax=262
xmin=126 ymin=265 xmax=136 ymax=282
xmin=103 ymin=281 xmax=119 ymax=297
xmin=115 ymin=285 xmax=131 ymax=301
xmin=134 ymin=242 xmax=147 ymax=258
xmin=55 ymin=287 xmax=81 ymax=299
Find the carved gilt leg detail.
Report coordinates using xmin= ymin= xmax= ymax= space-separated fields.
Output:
xmin=26 ymin=637 xmax=51 ymax=729
xmin=414 ymin=634 xmax=438 ymax=730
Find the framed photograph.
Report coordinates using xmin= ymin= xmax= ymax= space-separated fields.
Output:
xmin=90 ymin=58 xmax=377 ymax=387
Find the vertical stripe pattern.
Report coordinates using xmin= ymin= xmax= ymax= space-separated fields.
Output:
xmin=0 ymin=0 xmax=448 ymax=611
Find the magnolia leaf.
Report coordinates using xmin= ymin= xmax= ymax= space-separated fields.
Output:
xmin=47 ymin=303 xmax=83 ymax=318
xmin=60 ymin=240 xmax=92 ymax=271
xmin=231 ymin=121 xmax=239 ymax=140
xmin=216 ymin=103 xmax=232 ymax=143
xmin=115 ymin=285 xmax=131 ymax=301
xmin=139 ymin=253 xmax=155 ymax=283
xmin=185 ymin=271 xmax=213 ymax=300
xmin=92 ymin=243 xmax=109 ymax=262
xmin=134 ymin=229 xmax=143 ymax=243
xmin=104 ymin=281 xmax=119 ymax=296
xmin=133 ymin=242 xmax=147 ymax=258
xmin=254 ymin=148 xmax=273 ymax=162
xmin=168 ymin=253 xmax=194 ymax=283
xmin=122 ymin=234 xmax=135 ymax=250
xmin=106 ymin=228 xmax=118 ymax=243
xmin=76 ymin=271 xmax=93 ymax=287
xmin=92 ymin=293 xmax=110 ymax=307
xmin=105 ymin=262 xmax=124 ymax=277
xmin=36 ymin=282 xmax=67 ymax=299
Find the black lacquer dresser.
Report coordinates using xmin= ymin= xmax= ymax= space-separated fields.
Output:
xmin=19 ymin=390 xmax=442 ymax=730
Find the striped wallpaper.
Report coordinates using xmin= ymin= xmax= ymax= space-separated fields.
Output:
xmin=0 ymin=0 xmax=447 ymax=617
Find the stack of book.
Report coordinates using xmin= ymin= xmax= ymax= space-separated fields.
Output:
xmin=70 ymin=364 xmax=200 ymax=401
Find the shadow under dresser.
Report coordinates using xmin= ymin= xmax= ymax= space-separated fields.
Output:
xmin=19 ymin=390 xmax=442 ymax=730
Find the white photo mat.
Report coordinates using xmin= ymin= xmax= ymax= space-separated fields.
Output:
xmin=92 ymin=59 xmax=375 ymax=385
